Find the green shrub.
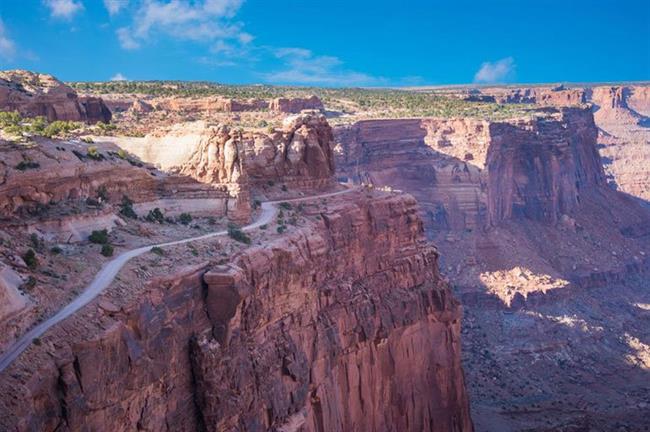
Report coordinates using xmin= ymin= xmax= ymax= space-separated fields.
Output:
xmin=96 ymin=122 xmax=117 ymax=132
xmin=100 ymin=244 xmax=114 ymax=257
xmin=151 ymin=246 xmax=164 ymax=256
xmin=28 ymin=116 xmax=47 ymax=134
xmin=277 ymin=225 xmax=287 ymax=234
xmin=178 ymin=213 xmax=192 ymax=225
xmin=89 ymin=229 xmax=109 ymax=244
xmin=259 ymin=224 xmax=268 ymax=230
xmin=227 ymin=223 xmax=251 ymax=244
xmin=86 ymin=146 xmax=104 ymax=161
xmin=42 ymin=120 xmax=79 ymax=138
xmin=279 ymin=202 xmax=292 ymax=210
xmin=119 ymin=195 xmax=137 ymax=219
xmin=145 ymin=208 xmax=165 ymax=223
xmin=23 ymin=249 xmax=38 ymax=269
xmin=81 ymin=136 xmax=94 ymax=143
xmin=50 ymin=245 xmax=63 ymax=254
xmin=0 ymin=111 xmax=22 ymax=127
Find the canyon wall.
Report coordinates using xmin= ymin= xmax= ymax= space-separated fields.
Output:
xmin=335 ymin=107 xmax=603 ymax=230
xmin=0 ymin=139 xmax=233 ymax=222
xmin=485 ymin=108 xmax=605 ymax=224
xmin=112 ymin=112 xmax=336 ymax=192
xmin=0 ymin=70 xmax=111 ymax=124
xmin=467 ymin=84 xmax=650 ymax=203
xmin=0 ymin=192 xmax=473 ymax=432
xmin=334 ymin=98 xmax=650 ymax=431
xmin=269 ymin=95 xmax=324 ymax=113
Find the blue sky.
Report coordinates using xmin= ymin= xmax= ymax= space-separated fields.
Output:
xmin=0 ymin=0 xmax=648 ymax=86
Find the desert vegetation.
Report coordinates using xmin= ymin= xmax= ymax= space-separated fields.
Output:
xmin=0 ymin=111 xmax=82 ymax=140
xmin=68 ymin=81 xmax=538 ymax=121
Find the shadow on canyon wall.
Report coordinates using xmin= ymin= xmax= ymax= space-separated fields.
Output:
xmin=336 ymin=118 xmax=650 ymax=430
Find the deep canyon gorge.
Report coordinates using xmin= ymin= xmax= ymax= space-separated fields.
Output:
xmin=0 ymin=70 xmax=649 ymax=432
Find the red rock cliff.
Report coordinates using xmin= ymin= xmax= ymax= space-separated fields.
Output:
xmin=0 ymin=70 xmax=112 ymax=124
xmin=486 ymin=107 xmax=605 ymax=225
xmin=0 ymin=192 xmax=473 ymax=432
xmin=335 ymin=107 xmax=605 ymax=231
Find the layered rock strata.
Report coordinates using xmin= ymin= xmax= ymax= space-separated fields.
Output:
xmin=0 ymin=139 xmax=237 ymax=224
xmin=463 ymin=84 xmax=650 ymax=202
xmin=113 ymin=112 xmax=336 ymax=193
xmin=0 ymin=70 xmax=111 ymax=124
xmin=0 ymin=192 xmax=473 ymax=432
xmin=335 ymin=107 xmax=603 ymax=230
xmin=269 ymin=95 xmax=324 ymax=113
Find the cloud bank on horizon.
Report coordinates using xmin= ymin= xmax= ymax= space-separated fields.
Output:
xmin=0 ymin=0 xmax=647 ymax=86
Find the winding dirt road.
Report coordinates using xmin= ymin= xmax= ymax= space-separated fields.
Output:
xmin=0 ymin=187 xmax=354 ymax=372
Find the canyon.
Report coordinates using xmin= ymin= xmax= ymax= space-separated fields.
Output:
xmin=334 ymin=84 xmax=650 ymax=430
xmin=1 ymin=69 xmax=649 ymax=431
xmin=0 ymin=71 xmax=474 ymax=431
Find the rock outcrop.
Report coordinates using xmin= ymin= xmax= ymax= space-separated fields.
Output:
xmin=0 ymin=192 xmax=473 ymax=432
xmin=335 ymin=107 xmax=606 ymax=230
xmin=269 ymin=95 xmax=324 ymax=113
xmin=469 ymin=86 xmax=587 ymax=106
xmin=0 ymin=70 xmax=112 ymax=124
xmin=0 ymin=138 xmax=234 ymax=223
xmin=334 ymin=99 xmax=650 ymax=431
xmin=115 ymin=112 xmax=336 ymax=191
xmin=486 ymin=108 xmax=605 ymax=225
xmin=151 ymin=96 xmax=268 ymax=113
xmin=587 ymin=86 xmax=650 ymax=202
xmin=461 ymin=84 xmax=650 ymax=203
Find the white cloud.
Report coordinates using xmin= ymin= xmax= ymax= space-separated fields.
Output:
xmin=117 ymin=27 xmax=140 ymax=49
xmin=104 ymin=0 xmax=128 ymax=15
xmin=117 ymin=0 xmax=246 ymax=49
xmin=110 ymin=72 xmax=128 ymax=81
xmin=264 ymin=47 xmax=384 ymax=86
xmin=43 ymin=0 xmax=84 ymax=20
xmin=0 ymin=18 xmax=16 ymax=61
xmin=473 ymin=57 xmax=516 ymax=83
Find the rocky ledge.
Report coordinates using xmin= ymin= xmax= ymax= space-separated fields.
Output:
xmin=0 ymin=70 xmax=111 ymax=124
xmin=0 ymin=191 xmax=473 ymax=432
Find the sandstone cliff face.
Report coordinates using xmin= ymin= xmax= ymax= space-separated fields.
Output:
xmin=334 ymin=100 xmax=650 ymax=431
xmin=0 ymin=192 xmax=473 ymax=432
xmin=151 ymin=96 xmax=268 ymax=113
xmin=486 ymin=108 xmax=605 ymax=225
xmin=587 ymin=86 xmax=650 ymax=203
xmin=0 ymin=138 xmax=234 ymax=222
xmin=269 ymin=95 xmax=324 ymax=113
xmin=466 ymin=84 xmax=650 ymax=203
xmin=475 ymin=86 xmax=587 ymax=106
xmin=0 ymin=70 xmax=111 ymax=124
xmin=117 ymin=112 xmax=336 ymax=192
xmin=335 ymin=107 xmax=605 ymax=231
xmin=335 ymin=118 xmax=488 ymax=232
